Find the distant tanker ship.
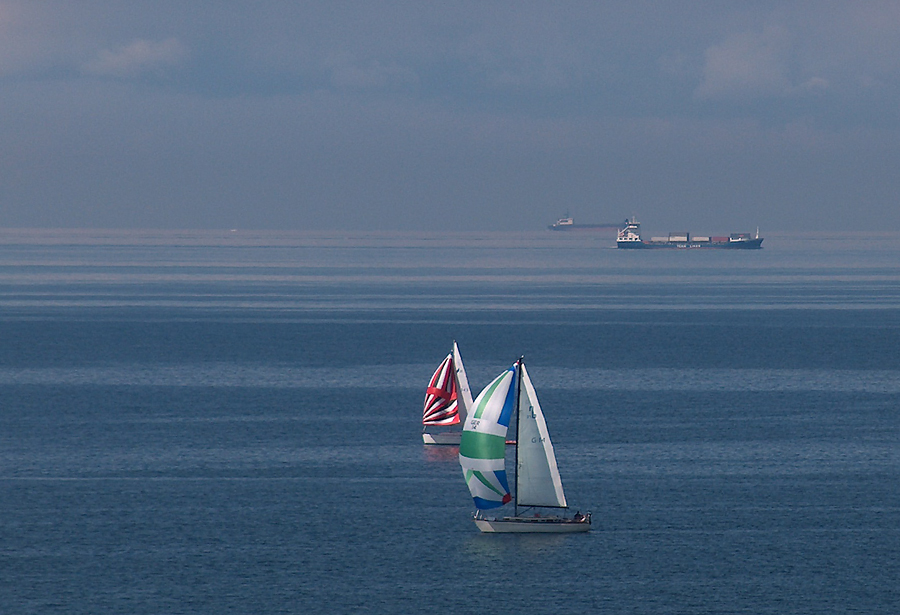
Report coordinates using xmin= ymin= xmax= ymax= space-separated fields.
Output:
xmin=617 ymin=217 xmax=763 ymax=249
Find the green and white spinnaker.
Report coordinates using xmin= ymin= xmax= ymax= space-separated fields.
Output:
xmin=458 ymin=365 xmax=515 ymax=509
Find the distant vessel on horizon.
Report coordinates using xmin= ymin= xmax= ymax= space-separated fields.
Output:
xmin=617 ymin=217 xmax=763 ymax=249
xmin=548 ymin=214 xmax=621 ymax=231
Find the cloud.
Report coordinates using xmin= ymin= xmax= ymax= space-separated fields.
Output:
xmin=82 ymin=38 xmax=188 ymax=78
xmin=799 ymin=76 xmax=829 ymax=92
xmin=695 ymin=25 xmax=792 ymax=100
xmin=325 ymin=53 xmax=418 ymax=91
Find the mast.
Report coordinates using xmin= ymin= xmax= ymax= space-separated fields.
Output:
xmin=513 ymin=356 xmax=523 ymax=517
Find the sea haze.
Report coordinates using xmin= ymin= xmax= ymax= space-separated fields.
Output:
xmin=1 ymin=229 xmax=898 ymax=614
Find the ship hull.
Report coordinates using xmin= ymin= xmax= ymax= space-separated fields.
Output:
xmin=474 ymin=516 xmax=591 ymax=533
xmin=618 ymin=238 xmax=763 ymax=249
xmin=422 ymin=431 xmax=461 ymax=445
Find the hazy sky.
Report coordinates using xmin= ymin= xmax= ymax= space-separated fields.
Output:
xmin=2 ymin=1 xmax=899 ymax=232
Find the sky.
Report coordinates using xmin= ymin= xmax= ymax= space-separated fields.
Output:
xmin=1 ymin=1 xmax=899 ymax=232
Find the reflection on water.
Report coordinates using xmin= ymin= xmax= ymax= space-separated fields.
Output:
xmin=421 ymin=445 xmax=460 ymax=464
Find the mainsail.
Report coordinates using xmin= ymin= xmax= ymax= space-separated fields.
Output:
xmin=451 ymin=341 xmax=473 ymax=423
xmin=515 ymin=363 xmax=567 ymax=508
xmin=458 ymin=365 xmax=515 ymax=509
xmin=422 ymin=353 xmax=459 ymax=426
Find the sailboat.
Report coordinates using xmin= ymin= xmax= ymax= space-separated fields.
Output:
xmin=458 ymin=357 xmax=591 ymax=533
xmin=422 ymin=342 xmax=474 ymax=445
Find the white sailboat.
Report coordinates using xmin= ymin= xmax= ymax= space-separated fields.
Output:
xmin=422 ymin=341 xmax=474 ymax=445
xmin=458 ymin=357 xmax=590 ymax=533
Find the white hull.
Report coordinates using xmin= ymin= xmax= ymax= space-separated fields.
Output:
xmin=474 ymin=516 xmax=591 ymax=533
xmin=423 ymin=431 xmax=461 ymax=445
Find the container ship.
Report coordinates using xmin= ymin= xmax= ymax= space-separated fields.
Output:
xmin=617 ymin=217 xmax=763 ymax=249
xmin=548 ymin=215 xmax=621 ymax=231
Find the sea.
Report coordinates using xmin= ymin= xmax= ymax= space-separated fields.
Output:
xmin=1 ymin=228 xmax=898 ymax=614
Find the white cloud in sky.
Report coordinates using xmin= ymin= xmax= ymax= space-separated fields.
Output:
xmin=0 ymin=2 xmax=58 ymax=76
xmin=799 ymin=76 xmax=829 ymax=92
xmin=695 ymin=25 xmax=792 ymax=100
xmin=326 ymin=53 xmax=418 ymax=91
xmin=82 ymin=38 xmax=188 ymax=78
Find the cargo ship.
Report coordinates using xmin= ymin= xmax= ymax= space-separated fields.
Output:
xmin=617 ymin=217 xmax=763 ymax=249
xmin=548 ymin=215 xmax=621 ymax=231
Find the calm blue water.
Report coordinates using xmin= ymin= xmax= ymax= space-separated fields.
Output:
xmin=1 ymin=229 xmax=898 ymax=614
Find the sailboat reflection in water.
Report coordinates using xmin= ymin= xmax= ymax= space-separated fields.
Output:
xmin=458 ymin=357 xmax=591 ymax=533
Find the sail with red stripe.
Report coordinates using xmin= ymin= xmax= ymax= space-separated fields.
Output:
xmin=423 ymin=353 xmax=459 ymax=426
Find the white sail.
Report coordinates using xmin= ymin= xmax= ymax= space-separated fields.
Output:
xmin=452 ymin=341 xmax=473 ymax=423
xmin=515 ymin=363 xmax=567 ymax=509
